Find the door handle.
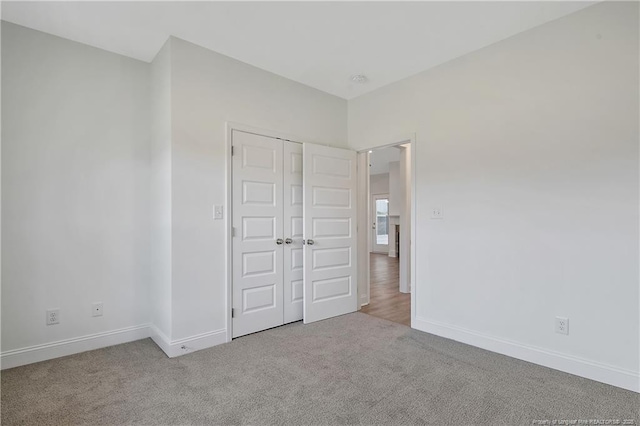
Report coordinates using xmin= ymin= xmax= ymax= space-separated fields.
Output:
xmin=284 ymin=238 xmax=293 ymax=245
xmin=306 ymin=239 xmax=315 ymax=246
xmin=276 ymin=238 xmax=284 ymax=245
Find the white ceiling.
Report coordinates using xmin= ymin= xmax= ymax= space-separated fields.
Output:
xmin=2 ymin=1 xmax=594 ymax=99
xmin=370 ymin=146 xmax=400 ymax=175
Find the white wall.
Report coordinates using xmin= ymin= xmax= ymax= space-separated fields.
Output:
xmin=149 ymin=39 xmax=173 ymax=340
xmin=0 ymin=24 xmax=347 ymax=361
xmin=167 ymin=37 xmax=348 ymax=341
xmin=349 ymin=2 xmax=639 ymax=390
xmin=388 ymin=160 xmax=403 ymax=259
xmin=370 ymin=173 xmax=389 ymax=196
xmin=388 ymin=161 xmax=401 ymax=217
xmin=2 ymin=3 xmax=638 ymax=392
xmin=369 ymin=148 xmax=400 ymax=175
xmin=1 ymin=23 xmax=151 ymax=353
xmin=1 ymin=17 xmax=4 ymax=357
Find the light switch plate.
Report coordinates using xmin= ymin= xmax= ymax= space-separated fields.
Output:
xmin=214 ymin=205 xmax=223 ymax=220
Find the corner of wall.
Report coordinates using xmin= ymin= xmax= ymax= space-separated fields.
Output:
xmin=149 ymin=324 xmax=227 ymax=358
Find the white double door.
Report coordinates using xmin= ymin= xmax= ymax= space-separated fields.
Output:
xmin=232 ymin=130 xmax=357 ymax=338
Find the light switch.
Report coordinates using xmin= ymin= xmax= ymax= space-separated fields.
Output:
xmin=431 ymin=207 xmax=444 ymax=219
xmin=214 ymin=205 xmax=224 ymax=220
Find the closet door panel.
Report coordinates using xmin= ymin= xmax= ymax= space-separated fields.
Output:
xmin=303 ymin=143 xmax=358 ymax=324
xmin=232 ymin=131 xmax=284 ymax=338
xmin=283 ymin=141 xmax=304 ymax=324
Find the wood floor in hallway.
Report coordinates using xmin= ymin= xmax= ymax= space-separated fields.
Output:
xmin=360 ymin=253 xmax=411 ymax=326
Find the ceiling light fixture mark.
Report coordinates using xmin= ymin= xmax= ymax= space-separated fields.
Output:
xmin=350 ymin=74 xmax=368 ymax=84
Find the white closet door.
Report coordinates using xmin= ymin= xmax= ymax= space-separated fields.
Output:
xmin=283 ymin=141 xmax=304 ymax=324
xmin=303 ymin=143 xmax=358 ymax=324
xmin=232 ymin=131 xmax=284 ymax=338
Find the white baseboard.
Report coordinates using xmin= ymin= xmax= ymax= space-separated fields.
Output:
xmin=150 ymin=325 xmax=227 ymax=358
xmin=412 ymin=316 xmax=639 ymax=393
xmin=359 ymin=295 xmax=369 ymax=308
xmin=1 ymin=324 xmax=229 ymax=369
xmin=1 ymin=324 xmax=151 ymax=370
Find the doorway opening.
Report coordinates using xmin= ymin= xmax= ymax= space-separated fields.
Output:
xmin=359 ymin=143 xmax=413 ymax=327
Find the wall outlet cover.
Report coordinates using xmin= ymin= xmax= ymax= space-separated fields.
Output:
xmin=555 ymin=316 xmax=569 ymax=335
xmin=46 ymin=309 xmax=60 ymax=325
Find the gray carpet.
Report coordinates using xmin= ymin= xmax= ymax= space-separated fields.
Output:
xmin=2 ymin=313 xmax=638 ymax=425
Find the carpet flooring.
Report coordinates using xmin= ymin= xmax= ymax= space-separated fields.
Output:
xmin=2 ymin=313 xmax=638 ymax=425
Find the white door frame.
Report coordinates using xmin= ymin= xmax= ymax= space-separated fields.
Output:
xmin=356 ymin=134 xmax=417 ymax=327
xmin=225 ymin=121 xmax=310 ymax=343
xmin=371 ymin=193 xmax=390 ymax=254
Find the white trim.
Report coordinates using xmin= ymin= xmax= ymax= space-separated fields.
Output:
xmin=226 ymin=121 xmax=305 ymax=145
xmin=225 ymin=122 xmax=234 ymax=343
xmin=409 ymin=133 xmax=416 ymax=319
xmin=356 ymin=151 xmax=371 ymax=307
xmin=1 ymin=324 xmax=229 ymax=369
xmin=1 ymin=324 xmax=151 ymax=370
xmin=150 ymin=325 xmax=173 ymax=357
xmin=412 ymin=316 xmax=640 ymax=393
xmin=150 ymin=325 xmax=227 ymax=358
xmin=398 ymin=144 xmax=411 ymax=294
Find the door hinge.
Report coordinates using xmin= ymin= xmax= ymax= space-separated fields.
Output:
xmin=231 ymin=146 xmax=234 ymax=156
xmin=232 ymin=308 xmax=235 ymax=318
xmin=232 ymin=227 xmax=236 ymax=237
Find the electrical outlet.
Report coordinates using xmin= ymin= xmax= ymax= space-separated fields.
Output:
xmin=431 ymin=207 xmax=444 ymax=219
xmin=46 ymin=309 xmax=60 ymax=325
xmin=92 ymin=302 xmax=103 ymax=317
xmin=555 ymin=317 xmax=569 ymax=335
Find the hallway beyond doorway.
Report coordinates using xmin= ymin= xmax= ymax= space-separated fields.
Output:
xmin=361 ymin=253 xmax=410 ymax=326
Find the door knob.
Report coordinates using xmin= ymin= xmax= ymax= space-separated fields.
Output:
xmin=284 ymin=238 xmax=293 ymax=245
xmin=276 ymin=238 xmax=284 ymax=245
xmin=306 ymin=239 xmax=315 ymax=246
